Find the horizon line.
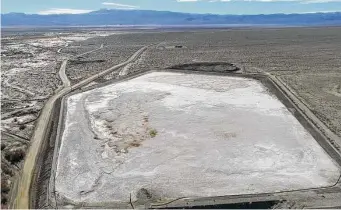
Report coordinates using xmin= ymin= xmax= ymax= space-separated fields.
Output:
xmin=2 ymin=8 xmax=341 ymax=16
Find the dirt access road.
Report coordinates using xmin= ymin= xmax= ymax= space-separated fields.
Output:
xmin=11 ymin=44 xmax=149 ymax=209
xmin=57 ymin=44 xmax=104 ymax=90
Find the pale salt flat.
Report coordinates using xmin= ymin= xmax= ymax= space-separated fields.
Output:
xmin=55 ymin=72 xmax=340 ymax=204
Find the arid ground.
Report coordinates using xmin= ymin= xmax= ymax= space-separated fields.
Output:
xmin=1 ymin=27 xmax=341 ymax=209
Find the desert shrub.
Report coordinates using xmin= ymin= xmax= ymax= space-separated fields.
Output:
xmin=1 ymin=178 xmax=10 ymax=193
xmin=1 ymin=162 xmax=14 ymax=176
xmin=1 ymin=143 xmax=6 ymax=150
xmin=1 ymin=194 xmax=8 ymax=205
xmin=19 ymin=124 xmax=26 ymax=130
xmin=4 ymin=148 xmax=25 ymax=164
xmin=149 ymin=129 xmax=158 ymax=138
xmin=129 ymin=141 xmax=141 ymax=147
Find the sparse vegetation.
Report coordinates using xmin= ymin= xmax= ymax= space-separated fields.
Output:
xmin=2 ymin=27 xmax=341 ymax=208
xmin=149 ymin=129 xmax=158 ymax=138
xmin=4 ymin=148 xmax=26 ymax=164
xmin=1 ymin=143 xmax=6 ymax=150
xmin=129 ymin=141 xmax=141 ymax=147
xmin=19 ymin=124 xmax=26 ymax=130
xmin=1 ymin=178 xmax=10 ymax=194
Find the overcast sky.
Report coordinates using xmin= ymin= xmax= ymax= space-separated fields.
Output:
xmin=1 ymin=0 xmax=341 ymax=15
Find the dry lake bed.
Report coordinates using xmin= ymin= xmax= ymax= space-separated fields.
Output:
xmin=54 ymin=72 xmax=340 ymax=205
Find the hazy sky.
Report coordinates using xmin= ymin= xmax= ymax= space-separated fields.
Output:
xmin=1 ymin=0 xmax=341 ymax=15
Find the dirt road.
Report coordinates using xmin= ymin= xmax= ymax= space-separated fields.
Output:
xmin=58 ymin=60 xmax=70 ymax=88
xmin=57 ymin=44 xmax=105 ymax=90
xmin=71 ymin=45 xmax=149 ymax=90
xmin=73 ymin=43 xmax=104 ymax=58
xmin=11 ymin=44 xmax=149 ymax=209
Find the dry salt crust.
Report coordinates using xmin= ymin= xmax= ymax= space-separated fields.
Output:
xmin=55 ymin=72 xmax=340 ymax=204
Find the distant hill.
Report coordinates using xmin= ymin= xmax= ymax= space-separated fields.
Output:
xmin=2 ymin=9 xmax=341 ymax=27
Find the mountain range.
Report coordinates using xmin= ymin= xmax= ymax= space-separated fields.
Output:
xmin=2 ymin=9 xmax=341 ymax=27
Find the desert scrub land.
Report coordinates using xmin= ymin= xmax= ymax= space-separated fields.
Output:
xmin=124 ymin=27 xmax=341 ymax=139
xmin=65 ymin=45 xmax=143 ymax=84
xmin=1 ymin=26 xmax=341 ymax=208
xmin=0 ymin=29 xmax=120 ymax=208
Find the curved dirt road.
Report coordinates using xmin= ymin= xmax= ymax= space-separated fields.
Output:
xmin=12 ymin=45 xmax=149 ymax=209
xmin=57 ymin=44 xmax=105 ymax=90
xmin=58 ymin=60 xmax=71 ymax=87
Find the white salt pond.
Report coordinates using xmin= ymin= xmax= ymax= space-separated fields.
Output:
xmin=55 ymin=72 xmax=340 ymax=205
